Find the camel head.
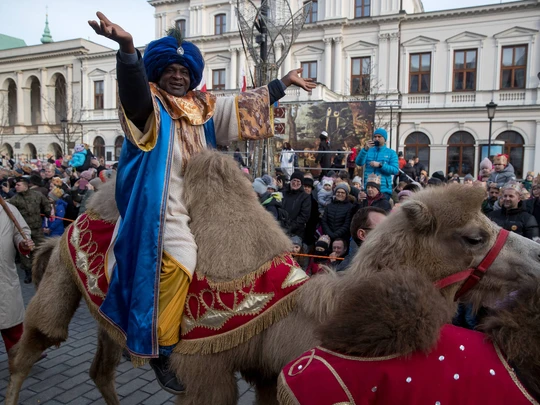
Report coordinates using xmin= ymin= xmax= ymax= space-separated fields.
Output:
xmin=353 ymin=184 xmax=540 ymax=308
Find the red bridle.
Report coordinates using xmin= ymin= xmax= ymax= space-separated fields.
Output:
xmin=434 ymin=229 xmax=510 ymax=301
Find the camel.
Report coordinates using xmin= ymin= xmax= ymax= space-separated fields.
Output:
xmin=5 ymin=150 xmax=540 ymax=405
xmin=277 ymin=269 xmax=540 ymax=403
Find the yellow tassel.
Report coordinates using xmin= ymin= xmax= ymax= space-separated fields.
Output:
xmin=277 ymin=373 xmax=300 ymax=405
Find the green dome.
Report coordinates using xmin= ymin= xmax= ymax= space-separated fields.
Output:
xmin=40 ymin=14 xmax=53 ymax=44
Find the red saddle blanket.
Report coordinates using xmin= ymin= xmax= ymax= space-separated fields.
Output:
xmin=278 ymin=324 xmax=536 ymax=405
xmin=65 ymin=214 xmax=309 ymax=354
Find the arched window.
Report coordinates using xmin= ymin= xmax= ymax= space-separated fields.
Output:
xmin=114 ymin=136 xmax=124 ymax=161
xmin=404 ymin=132 xmax=430 ymax=172
xmin=23 ymin=143 xmax=37 ymax=160
xmin=214 ymin=14 xmax=226 ymax=35
xmin=48 ymin=143 xmax=63 ymax=159
xmin=30 ymin=77 xmax=41 ymax=125
xmin=93 ymin=136 xmax=105 ymax=159
xmin=0 ymin=143 xmax=14 ymax=159
xmin=7 ymin=79 xmax=17 ymax=126
xmin=447 ymin=131 xmax=475 ymax=177
xmin=54 ymin=75 xmax=67 ymax=125
xmin=497 ymin=131 xmax=524 ymax=178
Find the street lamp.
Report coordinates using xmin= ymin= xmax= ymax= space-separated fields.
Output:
xmin=60 ymin=118 xmax=68 ymax=156
xmin=486 ymin=101 xmax=497 ymax=160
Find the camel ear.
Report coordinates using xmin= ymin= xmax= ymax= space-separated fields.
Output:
xmin=401 ymin=200 xmax=437 ymax=234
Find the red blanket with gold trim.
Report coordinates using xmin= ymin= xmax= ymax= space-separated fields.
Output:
xmin=66 ymin=213 xmax=115 ymax=308
xmin=278 ymin=325 xmax=536 ymax=405
xmin=65 ymin=215 xmax=309 ymax=355
xmin=175 ymin=254 xmax=309 ymax=354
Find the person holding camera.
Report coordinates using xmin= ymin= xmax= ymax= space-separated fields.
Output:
xmin=355 ymin=128 xmax=399 ymax=201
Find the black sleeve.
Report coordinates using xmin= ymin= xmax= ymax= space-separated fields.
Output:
xmin=267 ymin=79 xmax=286 ymax=105
xmin=117 ymin=50 xmax=153 ymax=130
xmin=524 ymin=215 xmax=539 ymax=240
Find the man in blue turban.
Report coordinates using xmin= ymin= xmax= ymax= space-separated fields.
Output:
xmin=89 ymin=12 xmax=315 ymax=394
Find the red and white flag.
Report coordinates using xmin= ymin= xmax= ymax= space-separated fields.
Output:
xmin=197 ymin=74 xmax=207 ymax=92
xmin=240 ymin=67 xmax=247 ymax=92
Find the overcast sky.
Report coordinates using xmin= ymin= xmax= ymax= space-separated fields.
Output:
xmin=1 ymin=0 xmax=517 ymax=48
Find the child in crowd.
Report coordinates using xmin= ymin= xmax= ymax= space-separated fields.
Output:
xmin=317 ymin=178 xmax=334 ymax=215
xmin=69 ymin=144 xmax=87 ymax=170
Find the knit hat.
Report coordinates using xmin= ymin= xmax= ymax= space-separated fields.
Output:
xmin=74 ymin=144 xmax=85 ymax=153
xmin=252 ymin=178 xmax=268 ymax=195
xmin=373 ymin=128 xmax=388 ymax=141
xmin=480 ymin=157 xmax=492 ymax=170
xmin=427 ymin=178 xmax=443 ymax=186
xmin=322 ymin=178 xmax=333 ymax=188
xmin=29 ymin=174 xmax=42 ymax=187
xmin=352 ymin=176 xmax=363 ymax=186
xmin=267 ymin=182 xmax=278 ymax=192
xmin=334 ymin=183 xmax=350 ymax=197
xmin=290 ymin=171 xmax=305 ymax=183
xmin=463 ymin=174 xmax=474 ymax=182
xmin=144 ymin=29 xmax=204 ymax=90
xmin=261 ymin=174 xmax=273 ymax=186
xmin=48 ymin=187 xmax=64 ymax=202
xmin=366 ymin=173 xmax=381 ymax=191
xmin=398 ymin=190 xmax=413 ymax=200
xmin=80 ymin=169 xmax=96 ymax=181
xmin=290 ymin=235 xmax=303 ymax=247
xmin=303 ymin=177 xmax=314 ymax=188
xmin=431 ymin=171 xmax=446 ymax=182
xmin=315 ymin=235 xmax=331 ymax=256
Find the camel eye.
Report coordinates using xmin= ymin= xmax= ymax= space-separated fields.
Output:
xmin=462 ymin=236 xmax=483 ymax=246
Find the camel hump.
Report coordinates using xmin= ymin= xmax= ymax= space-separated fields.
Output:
xmin=317 ymin=269 xmax=453 ymax=358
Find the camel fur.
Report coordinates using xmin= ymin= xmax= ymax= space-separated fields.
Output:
xmin=6 ymin=150 xmax=540 ymax=405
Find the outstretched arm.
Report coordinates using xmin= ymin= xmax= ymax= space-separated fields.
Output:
xmin=89 ymin=12 xmax=152 ymax=129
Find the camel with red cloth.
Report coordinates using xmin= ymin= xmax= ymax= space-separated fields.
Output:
xmin=5 ymin=150 xmax=540 ymax=405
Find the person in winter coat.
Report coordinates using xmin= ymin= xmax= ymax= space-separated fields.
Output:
xmin=354 ymin=174 xmax=392 ymax=214
xmin=8 ymin=177 xmax=51 ymax=283
xmin=478 ymin=157 xmax=492 ymax=182
xmin=347 ymin=146 xmax=358 ymax=179
xmin=233 ymin=148 xmax=245 ymax=167
xmin=303 ymin=176 xmax=320 ymax=247
xmin=400 ymin=158 xmax=417 ymax=183
xmin=253 ymin=177 xmax=283 ymax=221
xmin=488 ymin=182 xmax=539 ymax=240
xmin=315 ymin=131 xmax=332 ymax=176
xmin=0 ymin=202 xmax=34 ymax=358
xmin=44 ymin=187 xmax=67 ymax=237
xmin=282 ymin=171 xmax=311 ymax=240
xmin=317 ymin=178 xmax=334 ymax=215
xmin=321 ymin=183 xmax=353 ymax=241
xmin=522 ymin=171 xmax=534 ymax=192
xmin=355 ymin=128 xmax=399 ymax=200
xmin=69 ymin=144 xmax=88 ymax=169
xmin=280 ymin=142 xmax=296 ymax=178
xmin=488 ymin=154 xmax=516 ymax=189
xmin=528 ymin=177 xmax=540 ymax=227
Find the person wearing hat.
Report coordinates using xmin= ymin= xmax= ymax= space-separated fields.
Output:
xmin=479 ymin=157 xmax=493 ymax=182
xmin=355 ymin=128 xmax=399 ymax=201
xmin=320 ymin=183 xmax=353 ymax=242
xmin=488 ymin=154 xmax=516 ymax=189
xmin=463 ymin=173 xmax=474 ymax=186
xmin=522 ymin=171 xmax=534 ymax=192
xmin=8 ymin=177 xmax=51 ymax=284
xmin=282 ymin=171 xmax=312 ymax=241
xmin=354 ymin=174 xmax=392 ymax=215
xmin=88 ymin=12 xmax=317 ymax=391
xmin=44 ymin=187 xmax=68 ymax=237
xmin=488 ymin=182 xmax=538 ymax=240
xmin=315 ymin=131 xmax=332 ymax=177
xmin=302 ymin=176 xmax=320 ymax=247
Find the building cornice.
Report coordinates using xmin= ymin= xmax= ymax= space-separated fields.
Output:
xmin=0 ymin=48 xmax=88 ymax=65
xmin=405 ymin=0 xmax=539 ymax=22
xmin=148 ymin=0 xmax=185 ymax=7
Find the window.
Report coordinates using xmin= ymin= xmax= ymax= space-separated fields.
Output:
xmin=409 ymin=53 xmax=431 ymax=93
xmin=305 ymin=0 xmax=317 ymax=23
xmin=497 ymin=131 xmax=524 ymax=178
xmin=404 ymin=132 xmax=430 ymax=172
xmin=350 ymin=57 xmax=371 ymax=96
xmin=94 ymin=80 xmax=104 ymax=110
xmin=447 ymin=131 xmax=475 ymax=177
xmin=501 ymin=45 xmax=527 ymax=89
xmin=212 ymin=69 xmax=226 ymax=90
xmin=214 ymin=14 xmax=226 ymax=35
xmin=354 ymin=0 xmax=370 ymax=18
xmin=93 ymin=136 xmax=105 ymax=159
xmin=176 ymin=19 xmax=186 ymax=38
xmin=7 ymin=80 xmax=17 ymax=126
xmin=300 ymin=61 xmax=317 ymax=81
xmin=453 ymin=49 xmax=477 ymax=91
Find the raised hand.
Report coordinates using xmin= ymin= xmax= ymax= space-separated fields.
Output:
xmin=88 ymin=12 xmax=135 ymax=53
xmin=281 ymin=68 xmax=317 ymax=92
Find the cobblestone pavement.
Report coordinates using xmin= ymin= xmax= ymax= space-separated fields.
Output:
xmin=0 ymin=269 xmax=256 ymax=405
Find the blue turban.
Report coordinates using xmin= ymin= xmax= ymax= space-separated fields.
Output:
xmin=143 ymin=36 xmax=204 ymax=91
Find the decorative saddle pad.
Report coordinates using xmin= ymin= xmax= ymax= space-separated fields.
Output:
xmin=176 ymin=254 xmax=309 ymax=355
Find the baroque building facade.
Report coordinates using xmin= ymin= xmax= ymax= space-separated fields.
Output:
xmin=1 ymin=0 xmax=539 ymax=177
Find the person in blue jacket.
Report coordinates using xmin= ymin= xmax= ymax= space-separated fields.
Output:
xmin=355 ymin=128 xmax=399 ymax=200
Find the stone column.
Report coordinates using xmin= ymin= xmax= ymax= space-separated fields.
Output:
xmin=198 ymin=6 xmax=204 ymax=35
xmin=534 ymin=120 xmax=540 ymax=174
xmin=388 ymin=33 xmax=399 ymax=93
xmin=239 ymin=49 xmax=246 ymax=78
xmin=154 ymin=13 xmax=160 ymax=39
xmin=283 ymin=49 xmax=292 ymax=76
xmin=333 ymin=37 xmax=343 ymax=94
xmin=189 ymin=7 xmax=196 ymax=37
xmin=66 ymin=65 xmax=73 ymax=121
xmin=40 ymin=68 xmax=48 ymax=124
xmin=323 ymin=38 xmax=333 ymax=89
xmin=230 ymin=1 xmax=237 ymax=32
xmin=16 ymin=71 xmax=24 ymax=125
xmin=229 ymin=48 xmax=238 ymax=89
